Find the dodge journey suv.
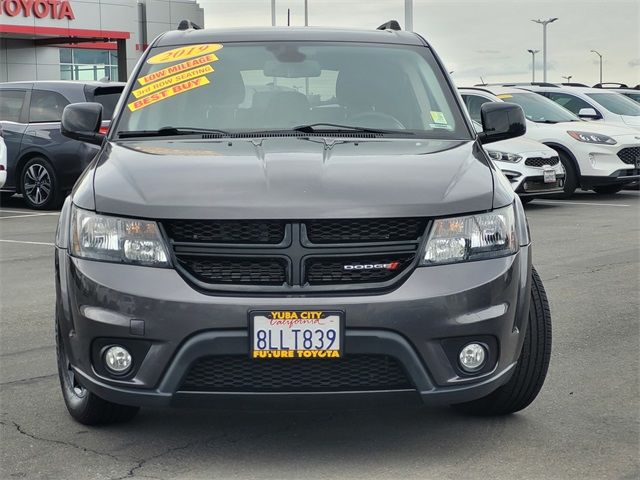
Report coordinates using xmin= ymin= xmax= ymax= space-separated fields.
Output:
xmin=55 ymin=25 xmax=551 ymax=425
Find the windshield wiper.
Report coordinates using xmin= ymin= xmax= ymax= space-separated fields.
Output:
xmin=290 ymin=123 xmax=414 ymax=135
xmin=117 ymin=127 xmax=231 ymax=138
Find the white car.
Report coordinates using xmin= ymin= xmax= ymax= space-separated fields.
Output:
xmin=521 ymin=85 xmax=640 ymax=130
xmin=460 ymin=87 xmax=640 ymax=195
xmin=0 ymin=126 xmax=6 ymax=189
xmin=472 ymin=121 xmax=565 ymax=201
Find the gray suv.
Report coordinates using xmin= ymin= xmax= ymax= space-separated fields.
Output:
xmin=55 ymin=25 xmax=551 ymax=425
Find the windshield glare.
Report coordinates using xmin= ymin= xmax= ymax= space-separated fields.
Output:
xmin=499 ymin=92 xmax=580 ymax=123
xmin=586 ymin=92 xmax=640 ymax=116
xmin=115 ymin=42 xmax=470 ymax=139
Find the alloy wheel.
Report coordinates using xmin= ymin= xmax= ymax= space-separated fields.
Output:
xmin=23 ymin=163 xmax=52 ymax=206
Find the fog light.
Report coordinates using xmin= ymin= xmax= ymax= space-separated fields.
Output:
xmin=104 ymin=346 xmax=132 ymax=374
xmin=459 ymin=343 xmax=486 ymax=372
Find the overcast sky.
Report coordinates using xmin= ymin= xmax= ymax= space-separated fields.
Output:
xmin=199 ymin=0 xmax=639 ymax=87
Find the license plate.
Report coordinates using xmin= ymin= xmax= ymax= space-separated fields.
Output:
xmin=543 ymin=169 xmax=557 ymax=183
xmin=250 ymin=310 xmax=343 ymax=359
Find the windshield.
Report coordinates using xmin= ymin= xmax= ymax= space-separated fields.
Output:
xmin=586 ymin=92 xmax=640 ymax=116
xmin=496 ymin=92 xmax=580 ymax=123
xmin=114 ymin=42 xmax=470 ymax=139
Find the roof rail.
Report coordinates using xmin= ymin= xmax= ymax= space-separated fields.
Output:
xmin=561 ymin=82 xmax=590 ymax=87
xmin=177 ymin=20 xmax=202 ymax=31
xmin=593 ymin=82 xmax=629 ymax=89
xmin=377 ymin=20 xmax=401 ymax=31
xmin=482 ymin=82 xmax=560 ymax=87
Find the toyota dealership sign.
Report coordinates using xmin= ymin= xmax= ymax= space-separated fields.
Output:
xmin=0 ymin=0 xmax=75 ymax=20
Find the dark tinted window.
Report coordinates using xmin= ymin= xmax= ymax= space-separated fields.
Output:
xmin=462 ymin=94 xmax=492 ymax=122
xmin=87 ymin=87 xmax=123 ymax=119
xmin=622 ymin=92 xmax=640 ymax=103
xmin=29 ymin=90 xmax=69 ymax=123
xmin=0 ymin=89 xmax=27 ymax=122
xmin=545 ymin=92 xmax=594 ymax=115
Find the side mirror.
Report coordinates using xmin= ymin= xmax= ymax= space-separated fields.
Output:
xmin=578 ymin=107 xmax=601 ymax=120
xmin=61 ymin=103 xmax=105 ymax=146
xmin=478 ymin=102 xmax=526 ymax=145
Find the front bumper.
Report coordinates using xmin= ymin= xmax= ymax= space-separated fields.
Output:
xmin=56 ymin=245 xmax=532 ymax=408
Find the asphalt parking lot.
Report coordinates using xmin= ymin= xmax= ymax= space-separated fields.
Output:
xmin=0 ymin=192 xmax=638 ymax=480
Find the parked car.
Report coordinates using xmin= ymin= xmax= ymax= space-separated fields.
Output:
xmin=0 ymin=126 xmax=6 ymax=189
xmin=54 ymin=24 xmax=552 ymax=425
xmin=460 ymin=87 xmax=640 ymax=195
xmin=0 ymin=81 xmax=124 ymax=209
xmin=520 ymin=85 xmax=640 ymax=130
xmin=471 ymin=122 xmax=564 ymax=201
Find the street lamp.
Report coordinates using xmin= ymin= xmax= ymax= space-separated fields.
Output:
xmin=532 ymin=17 xmax=558 ymax=82
xmin=527 ymin=49 xmax=540 ymax=82
xmin=271 ymin=0 xmax=276 ymax=25
xmin=562 ymin=75 xmax=573 ymax=83
xmin=591 ymin=50 xmax=603 ymax=84
xmin=405 ymin=0 xmax=413 ymax=31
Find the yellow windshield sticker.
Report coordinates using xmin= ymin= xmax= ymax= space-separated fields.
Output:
xmin=128 ymin=76 xmax=210 ymax=112
xmin=430 ymin=111 xmax=448 ymax=124
xmin=132 ymin=65 xmax=214 ymax=98
xmin=497 ymin=94 xmax=513 ymax=99
xmin=138 ymin=54 xmax=218 ymax=85
xmin=147 ymin=44 xmax=223 ymax=64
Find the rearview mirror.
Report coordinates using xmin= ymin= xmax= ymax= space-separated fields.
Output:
xmin=263 ymin=60 xmax=321 ymax=78
xmin=61 ymin=103 xmax=105 ymax=146
xmin=578 ymin=107 xmax=601 ymax=120
xmin=478 ymin=102 xmax=526 ymax=145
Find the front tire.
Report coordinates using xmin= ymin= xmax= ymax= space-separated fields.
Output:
xmin=452 ymin=267 xmax=552 ymax=416
xmin=552 ymin=150 xmax=578 ymax=198
xmin=20 ymin=157 xmax=63 ymax=210
xmin=56 ymin=314 xmax=139 ymax=425
xmin=592 ymin=184 xmax=624 ymax=195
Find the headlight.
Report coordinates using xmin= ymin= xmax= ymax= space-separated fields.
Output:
xmin=71 ymin=207 xmax=170 ymax=267
xmin=567 ymin=131 xmax=616 ymax=145
xmin=421 ymin=205 xmax=518 ymax=265
xmin=486 ymin=150 xmax=523 ymax=163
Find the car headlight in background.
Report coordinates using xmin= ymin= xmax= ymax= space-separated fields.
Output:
xmin=486 ymin=150 xmax=523 ymax=163
xmin=567 ymin=131 xmax=616 ymax=145
xmin=421 ymin=204 xmax=518 ymax=265
xmin=71 ymin=207 xmax=170 ymax=267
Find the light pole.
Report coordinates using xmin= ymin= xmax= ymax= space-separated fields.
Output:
xmin=405 ymin=0 xmax=413 ymax=31
xmin=562 ymin=75 xmax=573 ymax=83
xmin=271 ymin=0 xmax=275 ymax=26
xmin=591 ymin=50 xmax=603 ymax=84
xmin=527 ymin=49 xmax=540 ymax=82
xmin=532 ymin=18 xmax=558 ymax=82
xmin=304 ymin=0 xmax=308 ymax=26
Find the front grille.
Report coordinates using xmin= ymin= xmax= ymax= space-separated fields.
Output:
xmin=617 ymin=147 xmax=640 ymax=165
xmin=164 ymin=220 xmax=286 ymax=244
xmin=305 ymin=218 xmax=426 ymax=244
xmin=166 ymin=219 xmax=426 ymax=292
xmin=305 ymin=254 xmax=415 ymax=285
xmin=177 ymin=256 xmax=287 ymax=285
xmin=179 ymin=354 xmax=413 ymax=392
xmin=525 ymin=156 xmax=560 ymax=167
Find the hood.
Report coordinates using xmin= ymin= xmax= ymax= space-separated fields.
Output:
xmin=90 ymin=137 xmax=495 ymax=219
xmin=486 ymin=136 xmax=556 ymax=156
xmin=621 ymin=115 xmax=640 ymax=128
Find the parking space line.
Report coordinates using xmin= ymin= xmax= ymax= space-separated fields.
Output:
xmin=0 ymin=239 xmax=54 ymax=246
xmin=0 ymin=209 xmax=52 ymax=215
xmin=534 ymin=200 xmax=630 ymax=207
xmin=0 ymin=213 xmax=59 ymax=219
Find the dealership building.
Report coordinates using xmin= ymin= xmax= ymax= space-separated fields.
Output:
xmin=0 ymin=0 xmax=204 ymax=83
